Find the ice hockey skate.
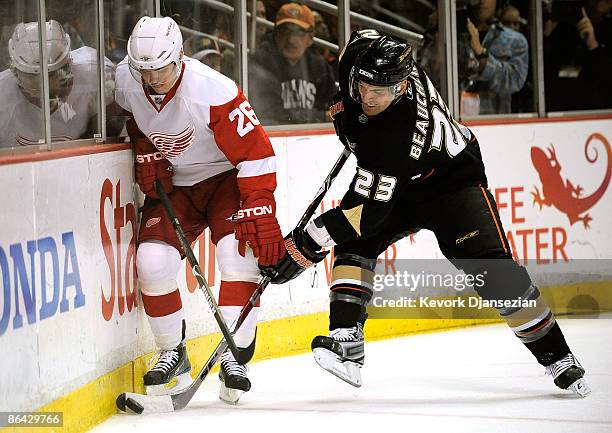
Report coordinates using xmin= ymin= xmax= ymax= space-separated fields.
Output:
xmin=311 ymin=323 xmax=364 ymax=387
xmin=143 ymin=343 xmax=192 ymax=396
xmin=546 ymin=352 xmax=591 ymax=397
xmin=219 ymin=349 xmax=251 ymax=404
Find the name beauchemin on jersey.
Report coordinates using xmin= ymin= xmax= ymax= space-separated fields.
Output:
xmin=372 ymin=296 xmax=537 ymax=310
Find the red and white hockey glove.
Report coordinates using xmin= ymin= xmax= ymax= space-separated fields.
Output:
xmin=134 ymin=138 xmax=174 ymax=199
xmin=234 ymin=191 xmax=286 ymax=267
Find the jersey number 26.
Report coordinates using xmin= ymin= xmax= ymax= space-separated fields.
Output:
xmin=229 ymin=101 xmax=260 ymax=137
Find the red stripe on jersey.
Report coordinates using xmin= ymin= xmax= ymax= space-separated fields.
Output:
xmin=141 ymin=289 xmax=183 ymax=317
xmin=218 ymin=280 xmax=260 ymax=307
xmin=209 ymin=88 xmax=277 ymax=201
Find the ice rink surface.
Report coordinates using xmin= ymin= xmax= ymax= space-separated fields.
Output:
xmin=92 ymin=315 xmax=612 ymax=433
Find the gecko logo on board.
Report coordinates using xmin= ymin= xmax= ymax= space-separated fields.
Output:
xmin=531 ymin=133 xmax=611 ymax=229
xmin=0 ymin=232 xmax=85 ymax=337
xmin=100 ymin=178 xmax=138 ymax=321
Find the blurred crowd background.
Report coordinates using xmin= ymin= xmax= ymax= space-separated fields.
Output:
xmin=0 ymin=0 xmax=610 ymax=149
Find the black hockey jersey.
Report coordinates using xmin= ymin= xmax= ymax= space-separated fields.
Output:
xmin=319 ymin=32 xmax=488 ymax=244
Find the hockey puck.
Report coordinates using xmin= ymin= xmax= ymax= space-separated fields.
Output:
xmin=125 ymin=397 xmax=144 ymax=414
xmin=116 ymin=393 xmax=127 ymax=412
xmin=116 ymin=393 xmax=144 ymax=414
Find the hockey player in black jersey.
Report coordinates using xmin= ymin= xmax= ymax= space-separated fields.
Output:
xmin=269 ymin=30 xmax=590 ymax=397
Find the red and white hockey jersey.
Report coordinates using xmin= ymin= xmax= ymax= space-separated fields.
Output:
xmin=0 ymin=47 xmax=112 ymax=148
xmin=115 ymin=57 xmax=277 ymax=198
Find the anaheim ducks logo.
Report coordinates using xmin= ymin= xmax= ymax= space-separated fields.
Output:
xmin=149 ymin=124 xmax=195 ymax=158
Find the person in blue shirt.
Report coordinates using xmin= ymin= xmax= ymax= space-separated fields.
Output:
xmin=465 ymin=0 xmax=529 ymax=114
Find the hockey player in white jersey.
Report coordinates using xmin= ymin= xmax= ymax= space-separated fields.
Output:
xmin=0 ymin=20 xmax=114 ymax=148
xmin=115 ymin=16 xmax=285 ymax=404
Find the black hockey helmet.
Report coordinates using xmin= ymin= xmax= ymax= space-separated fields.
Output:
xmin=349 ymin=35 xmax=414 ymax=103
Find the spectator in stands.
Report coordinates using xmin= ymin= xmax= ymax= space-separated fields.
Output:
xmin=463 ymin=0 xmax=529 ymax=114
xmin=208 ymin=12 xmax=236 ymax=79
xmin=248 ymin=0 xmax=269 ymax=48
xmin=107 ymin=4 xmax=140 ymax=65
xmin=420 ymin=9 xmax=444 ymax=91
xmin=47 ymin=1 xmax=101 ymax=50
xmin=185 ymin=34 xmax=231 ymax=76
xmin=249 ymin=2 xmax=337 ymax=125
xmin=420 ymin=6 xmax=482 ymax=111
xmin=499 ymin=5 xmax=533 ymax=114
xmin=543 ymin=0 xmax=612 ymax=111
xmin=311 ymin=9 xmax=338 ymax=79
xmin=312 ymin=10 xmax=330 ymax=41
xmin=191 ymin=37 xmax=223 ymax=72
xmin=184 ymin=35 xmax=204 ymax=56
xmin=500 ymin=4 xmax=527 ymax=33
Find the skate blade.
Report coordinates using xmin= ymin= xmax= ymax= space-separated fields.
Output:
xmin=568 ymin=378 xmax=591 ymax=398
xmin=146 ymin=372 xmax=193 ymax=396
xmin=313 ymin=347 xmax=362 ymax=388
xmin=219 ymin=382 xmax=245 ymax=405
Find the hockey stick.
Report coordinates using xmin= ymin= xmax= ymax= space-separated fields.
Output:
xmin=296 ymin=147 xmax=352 ymax=230
xmin=117 ymin=276 xmax=269 ymax=414
xmin=154 ymin=180 xmax=243 ymax=361
xmin=117 ymin=148 xmax=351 ymax=414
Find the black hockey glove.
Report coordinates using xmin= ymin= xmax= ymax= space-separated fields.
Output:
xmin=266 ymin=228 xmax=328 ymax=284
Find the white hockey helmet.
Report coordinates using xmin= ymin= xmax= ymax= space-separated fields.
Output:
xmin=127 ymin=16 xmax=183 ymax=87
xmin=9 ymin=20 xmax=71 ymax=73
xmin=8 ymin=20 xmax=73 ymax=104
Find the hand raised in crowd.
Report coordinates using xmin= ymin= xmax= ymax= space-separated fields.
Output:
xmin=467 ymin=18 xmax=485 ymax=56
xmin=577 ymin=8 xmax=599 ymax=51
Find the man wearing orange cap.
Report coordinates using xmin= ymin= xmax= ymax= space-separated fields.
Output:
xmin=249 ymin=2 xmax=337 ymax=125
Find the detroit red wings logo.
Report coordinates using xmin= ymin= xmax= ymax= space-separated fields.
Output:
xmin=149 ymin=124 xmax=195 ymax=158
